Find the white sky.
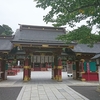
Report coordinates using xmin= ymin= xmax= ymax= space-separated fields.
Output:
xmin=0 ymin=0 xmax=98 ymax=33
xmin=0 ymin=0 xmax=53 ymax=32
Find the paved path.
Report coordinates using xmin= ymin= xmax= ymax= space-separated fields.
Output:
xmin=69 ymin=86 xmax=100 ymax=100
xmin=0 ymin=71 xmax=99 ymax=100
xmin=0 ymin=87 xmax=22 ymax=100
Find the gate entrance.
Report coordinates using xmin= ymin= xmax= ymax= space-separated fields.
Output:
xmin=0 ymin=24 xmax=74 ymax=82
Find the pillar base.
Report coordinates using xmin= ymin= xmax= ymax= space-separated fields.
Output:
xmin=51 ymin=76 xmax=54 ymax=79
xmin=55 ymin=75 xmax=58 ymax=80
xmin=57 ymin=66 xmax=62 ymax=82
xmin=23 ymin=76 xmax=29 ymax=82
xmin=53 ymin=77 xmax=56 ymax=80
xmin=81 ymin=78 xmax=86 ymax=81
xmin=96 ymin=85 xmax=100 ymax=92
xmin=51 ymin=68 xmax=54 ymax=79
xmin=57 ymin=76 xmax=62 ymax=82
xmin=28 ymin=77 xmax=31 ymax=80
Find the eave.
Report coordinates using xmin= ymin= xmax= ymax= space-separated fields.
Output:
xmin=11 ymin=41 xmax=76 ymax=49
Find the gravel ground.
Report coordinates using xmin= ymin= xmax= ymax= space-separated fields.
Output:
xmin=69 ymin=86 xmax=100 ymax=100
xmin=0 ymin=87 xmax=22 ymax=100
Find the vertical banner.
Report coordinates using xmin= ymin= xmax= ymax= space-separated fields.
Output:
xmin=33 ymin=56 xmax=36 ymax=63
xmin=31 ymin=55 xmax=33 ymax=63
xmin=86 ymin=62 xmax=90 ymax=81
xmin=45 ymin=56 xmax=48 ymax=63
xmin=86 ymin=62 xmax=90 ymax=73
xmin=41 ymin=55 xmax=44 ymax=63
xmin=48 ymin=56 xmax=52 ymax=63
xmin=37 ymin=55 xmax=40 ymax=63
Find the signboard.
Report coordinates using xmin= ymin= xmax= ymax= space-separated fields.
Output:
xmin=16 ymin=55 xmax=25 ymax=60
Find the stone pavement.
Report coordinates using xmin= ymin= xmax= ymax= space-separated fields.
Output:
xmin=0 ymin=87 xmax=22 ymax=100
xmin=0 ymin=71 xmax=99 ymax=100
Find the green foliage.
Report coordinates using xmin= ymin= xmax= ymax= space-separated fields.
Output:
xmin=57 ymin=25 xmax=100 ymax=47
xmin=0 ymin=25 xmax=4 ymax=34
xmin=34 ymin=0 xmax=100 ymax=45
xmin=0 ymin=24 xmax=13 ymax=35
xmin=34 ymin=0 xmax=100 ymax=28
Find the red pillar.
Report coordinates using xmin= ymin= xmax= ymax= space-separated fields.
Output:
xmin=1 ymin=59 xmax=7 ymax=80
xmin=23 ymin=58 xmax=30 ymax=81
xmin=51 ymin=62 xmax=54 ymax=79
xmin=80 ymin=59 xmax=86 ymax=81
xmin=28 ymin=66 xmax=31 ymax=80
xmin=57 ymin=58 xmax=62 ymax=82
xmin=87 ymin=62 xmax=90 ymax=81
xmin=53 ymin=56 xmax=58 ymax=80
xmin=53 ymin=66 xmax=56 ymax=80
xmin=28 ymin=59 xmax=31 ymax=80
xmin=55 ymin=67 xmax=58 ymax=80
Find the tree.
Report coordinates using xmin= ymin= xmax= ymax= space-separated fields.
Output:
xmin=34 ymin=0 xmax=100 ymax=45
xmin=57 ymin=25 xmax=100 ymax=46
xmin=0 ymin=24 xmax=13 ymax=35
xmin=34 ymin=0 xmax=100 ymax=27
xmin=0 ymin=25 xmax=4 ymax=35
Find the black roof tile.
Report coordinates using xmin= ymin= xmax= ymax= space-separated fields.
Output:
xmin=11 ymin=24 xmax=100 ymax=54
xmin=0 ymin=37 xmax=13 ymax=51
xmin=72 ymin=44 xmax=100 ymax=53
xmin=12 ymin=25 xmax=66 ymax=44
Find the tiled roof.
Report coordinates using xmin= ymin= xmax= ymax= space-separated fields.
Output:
xmin=12 ymin=25 xmax=66 ymax=44
xmin=11 ymin=24 xmax=100 ymax=54
xmin=0 ymin=37 xmax=13 ymax=51
xmin=72 ymin=44 xmax=100 ymax=53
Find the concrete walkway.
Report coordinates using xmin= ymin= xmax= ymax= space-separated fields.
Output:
xmin=0 ymin=71 xmax=99 ymax=100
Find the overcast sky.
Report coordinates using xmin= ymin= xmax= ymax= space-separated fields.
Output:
xmin=0 ymin=0 xmax=53 ymax=32
xmin=0 ymin=0 xmax=98 ymax=33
